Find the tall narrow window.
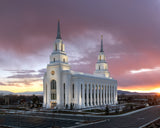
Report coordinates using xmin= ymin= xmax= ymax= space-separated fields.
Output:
xmin=100 ymin=55 xmax=101 ymax=61
xmin=54 ymin=58 xmax=55 ymax=62
xmin=99 ymin=85 xmax=100 ymax=105
xmin=92 ymin=84 xmax=94 ymax=105
xmin=99 ymin=66 xmax=100 ymax=70
xmin=64 ymin=83 xmax=65 ymax=106
xmin=105 ymin=85 xmax=106 ymax=104
xmin=63 ymin=58 xmax=65 ymax=63
xmin=46 ymin=84 xmax=47 ymax=105
xmin=85 ymin=84 xmax=87 ymax=106
xmin=72 ymin=84 xmax=74 ymax=98
xmin=102 ymin=85 xmax=103 ymax=104
xmin=89 ymin=84 xmax=90 ymax=106
xmin=51 ymin=80 xmax=56 ymax=100
xmin=81 ymin=84 xmax=83 ymax=98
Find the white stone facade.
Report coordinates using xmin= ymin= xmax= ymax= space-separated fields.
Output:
xmin=43 ymin=21 xmax=117 ymax=109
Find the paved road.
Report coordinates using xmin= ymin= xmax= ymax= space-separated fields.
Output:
xmin=79 ymin=106 xmax=160 ymax=128
xmin=0 ymin=106 xmax=160 ymax=128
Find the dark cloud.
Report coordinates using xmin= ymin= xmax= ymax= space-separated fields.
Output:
xmin=7 ymin=69 xmax=44 ymax=79
xmin=5 ymin=69 xmax=36 ymax=74
xmin=38 ymin=68 xmax=46 ymax=74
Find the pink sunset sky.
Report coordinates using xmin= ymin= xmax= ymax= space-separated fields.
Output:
xmin=0 ymin=0 xmax=160 ymax=93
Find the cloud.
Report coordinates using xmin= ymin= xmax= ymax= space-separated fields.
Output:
xmin=0 ymin=82 xmax=6 ymax=86
xmin=130 ymin=67 xmax=160 ymax=74
xmin=7 ymin=69 xmax=44 ymax=79
xmin=0 ymin=0 xmax=160 ymax=91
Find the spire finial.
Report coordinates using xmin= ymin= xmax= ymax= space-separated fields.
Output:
xmin=100 ymin=35 xmax=104 ymax=52
xmin=56 ymin=19 xmax=62 ymax=39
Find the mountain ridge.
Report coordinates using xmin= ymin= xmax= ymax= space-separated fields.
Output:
xmin=0 ymin=90 xmax=158 ymax=96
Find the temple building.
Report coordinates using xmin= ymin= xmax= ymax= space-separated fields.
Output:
xmin=43 ymin=21 xmax=117 ymax=109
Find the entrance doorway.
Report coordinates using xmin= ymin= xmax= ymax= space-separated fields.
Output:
xmin=51 ymin=101 xmax=57 ymax=109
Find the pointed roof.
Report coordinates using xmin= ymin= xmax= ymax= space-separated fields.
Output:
xmin=56 ymin=20 xmax=62 ymax=39
xmin=100 ymin=35 xmax=104 ymax=52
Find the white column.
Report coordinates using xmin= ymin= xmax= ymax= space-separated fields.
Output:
xmin=97 ymin=85 xmax=99 ymax=106
xmin=103 ymin=85 xmax=105 ymax=105
xmin=106 ymin=85 xmax=108 ymax=104
xmin=113 ymin=85 xmax=115 ymax=104
xmin=90 ymin=84 xmax=92 ymax=106
xmin=100 ymin=85 xmax=102 ymax=105
xmin=110 ymin=85 xmax=112 ymax=104
xmin=108 ymin=85 xmax=110 ymax=104
xmin=112 ymin=85 xmax=114 ymax=104
xmin=82 ymin=84 xmax=85 ymax=107
xmin=94 ymin=85 xmax=96 ymax=106
xmin=87 ymin=84 xmax=89 ymax=107
xmin=111 ymin=85 xmax=113 ymax=104
xmin=115 ymin=84 xmax=117 ymax=104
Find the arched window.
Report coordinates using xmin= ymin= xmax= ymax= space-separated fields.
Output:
xmin=51 ymin=80 xmax=56 ymax=89
xmin=51 ymin=80 xmax=56 ymax=100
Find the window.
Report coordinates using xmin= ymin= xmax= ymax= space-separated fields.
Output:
xmin=51 ymin=80 xmax=56 ymax=100
xmin=100 ymin=55 xmax=101 ymax=61
xmin=99 ymin=66 xmax=100 ymax=70
xmin=54 ymin=58 xmax=55 ymax=62
xmin=85 ymin=84 xmax=87 ymax=106
xmin=105 ymin=85 xmax=106 ymax=104
xmin=72 ymin=84 xmax=74 ymax=98
xmin=51 ymin=80 xmax=56 ymax=89
xmin=64 ymin=83 xmax=65 ymax=106
xmin=102 ymin=85 xmax=103 ymax=104
xmin=89 ymin=84 xmax=90 ymax=106
xmin=81 ymin=84 xmax=82 ymax=98
xmin=63 ymin=58 xmax=65 ymax=63
xmin=99 ymin=85 xmax=100 ymax=104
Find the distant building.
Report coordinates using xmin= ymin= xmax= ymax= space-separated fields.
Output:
xmin=43 ymin=21 xmax=117 ymax=109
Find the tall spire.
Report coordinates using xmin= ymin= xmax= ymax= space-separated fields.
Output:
xmin=100 ymin=35 xmax=104 ymax=52
xmin=56 ymin=20 xmax=62 ymax=39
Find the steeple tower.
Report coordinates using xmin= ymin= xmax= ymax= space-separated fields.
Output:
xmin=94 ymin=35 xmax=110 ymax=78
xmin=56 ymin=20 xmax=62 ymax=39
xmin=48 ymin=20 xmax=70 ymax=70
xmin=100 ymin=35 xmax=104 ymax=52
